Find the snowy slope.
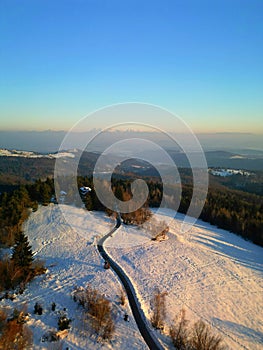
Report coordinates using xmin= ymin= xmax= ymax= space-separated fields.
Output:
xmin=0 ymin=205 xmax=147 ymax=350
xmin=1 ymin=205 xmax=262 ymax=349
xmin=107 ymin=209 xmax=263 ymax=350
xmin=0 ymin=148 xmax=76 ymax=159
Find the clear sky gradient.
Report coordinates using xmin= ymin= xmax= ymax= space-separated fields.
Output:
xmin=0 ymin=0 xmax=262 ymax=133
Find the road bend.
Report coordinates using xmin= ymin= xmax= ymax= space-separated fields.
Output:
xmin=97 ymin=216 xmax=164 ymax=350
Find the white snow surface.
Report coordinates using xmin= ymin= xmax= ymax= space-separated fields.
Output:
xmin=107 ymin=208 xmax=263 ymax=350
xmin=209 ymin=168 xmax=252 ymax=177
xmin=1 ymin=205 xmax=147 ymax=350
xmin=1 ymin=205 xmax=262 ymax=350
xmin=0 ymin=149 xmax=76 ymax=159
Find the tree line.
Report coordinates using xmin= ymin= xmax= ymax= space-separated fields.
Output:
xmin=0 ymin=175 xmax=262 ymax=251
xmin=94 ymin=177 xmax=263 ymax=247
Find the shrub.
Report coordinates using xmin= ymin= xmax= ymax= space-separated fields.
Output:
xmin=0 ymin=309 xmax=7 ymax=332
xmin=0 ymin=256 xmax=27 ymax=291
xmin=32 ymin=259 xmax=46 ymax=276
xmin=0 ymin=307 xmax=32 ymax=349
xmin=51 ymin=302 xmax=56 ymax=311
xmin=34 ymin=302 xmax=43 ymax=315
xmin=101 ymin=317 xmax=115 ymax=340
xmin=73 ymin=284 xmax=115 ymax=340
xmin=58 ymin=313 xmax=71 ymax=331
xmin=168 ymin=309 xmax=226 ymax=350
xmin=119 ymin=287 xmax=126 ymax=306
xmin=41 ymin=330 xmax=60 ymax=342
xmin=190 ymin=320 xmax=226 ymax=350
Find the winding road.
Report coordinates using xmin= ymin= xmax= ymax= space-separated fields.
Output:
xmin=97 ymin=216 xmax=164 ymax=350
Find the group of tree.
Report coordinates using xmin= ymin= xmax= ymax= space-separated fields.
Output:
xmin=0 ymin=182 xmax=47 ymax=292
xmin=73 ymin=284 xmax=115 ymax=341
xmin=0 ymin=231 xmax=45 ymax=292
xmin=102 ymin=176 xmax=263 ymax=247
xmin=170 ymin=309 xmax=226 ymax=350
xmin=0 ymin=186 xmax=33 ymax=247
xmin=0 ymin=178 xmax=55 ymax=247
xmin=1 ymin=174 xmax=262 ymax=251
xmin=0 ymin=156 xmax=55 ymax=186
xmin=200 ymin=186 xmax=263 ymax=246
xmin=0 ymin=307 xmax=32 ymax=349
xmin=151 ymin=289 xmax=226 ymax=350
xmin=102 ymin=176 xmax=263 ymax=246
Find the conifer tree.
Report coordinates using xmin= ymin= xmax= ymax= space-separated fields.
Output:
xmin=11 ymin=232 xmax=33 ymax=273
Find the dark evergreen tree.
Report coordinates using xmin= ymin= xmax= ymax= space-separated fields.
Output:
xmin=84 ymin=194 xmax=93 ymax=211
xmin=41 ymin=183 xmax=52 ymax=205
xmin=11 ymin=232 xmax=33 ymax=273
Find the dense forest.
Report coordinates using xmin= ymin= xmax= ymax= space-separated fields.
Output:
xmin=0 ymin=175 xmax=262 ymax=249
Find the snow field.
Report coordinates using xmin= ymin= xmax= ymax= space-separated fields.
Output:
xmin=1 ymin=204 xmax=147 ymax=350
xmin=107 ymin=209 xmax=263 ymax=350
xmin=1 ymin=204 xmax=262 ymax=349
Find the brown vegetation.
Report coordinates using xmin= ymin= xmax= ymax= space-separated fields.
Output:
xmin=170 ymin=308 xmax=189 ymax=349
xmin=73 ymin=284 xmax=115 ymax=341
xmin=0 ymin=307 xmax=32 ymax=350
xmin=119 ymin=287 xmax=126 ymax=306
xmin=169 ymin=309 xmax=226 ymax=350
xmin=0 ymin=257 xmax=46 ymax=293
xmin=151 ymin=288 xmax=167 ymax=330
xmin=191 ymin=320 xmax=226 ymax=350
xmin=121 ymin=207 xmax=152 ymax=225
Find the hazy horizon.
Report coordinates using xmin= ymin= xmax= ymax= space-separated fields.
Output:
xmin=0 ymin=129 xmax=262 ymax=154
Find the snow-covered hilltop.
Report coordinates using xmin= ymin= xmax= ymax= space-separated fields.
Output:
xmin=1 ymin=205 xmax=262 ymax=349
xmin=0 ymin=148 xmax=77 ymax=159
xmin=209 ymin=168 xmax=253 ymax=177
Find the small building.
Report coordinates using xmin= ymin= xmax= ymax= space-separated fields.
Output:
xmin=79 ymin=186 xmax=92 ymax=195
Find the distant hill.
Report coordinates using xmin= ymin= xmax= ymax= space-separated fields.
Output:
xmin=204 ymin=150 xmax=263 ymax=170
xmin=0 ymin=148 xmax=262 ymax=197
xmin=167 ymin=149 xmax=263 ymax=171
xmin=0 ymin=130 xmax=262 ymax=154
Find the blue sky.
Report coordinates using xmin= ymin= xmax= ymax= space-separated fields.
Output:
xmin=0 ymin=0 xmax=262 ymax=133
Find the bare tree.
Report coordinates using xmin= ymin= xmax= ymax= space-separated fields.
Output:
xmin=170 ymin=308 xmax=189 ymax=350
xmin=190 ymin=320 xmax=226 ymax=350
xmin=151 ymin=288 xmax=167 ymax=330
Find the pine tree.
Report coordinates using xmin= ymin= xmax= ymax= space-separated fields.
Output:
xmin=11 ymin=232 xmax=33 ymax=273
xmin=41 ymin=183 xmax=51 ymax=205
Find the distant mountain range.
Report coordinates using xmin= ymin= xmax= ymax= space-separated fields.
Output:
xmin=0 ymin=130 xmax=262 ymax=154
xmin=0 ymin=147 xmax=262 ymax=189
xmin=168 ymin=150 xmax=263 ymax=170
xmin=1 ymin=147 xmax=263 ymax=170
xmin=0 ymin=147 xmax=262 ymax=198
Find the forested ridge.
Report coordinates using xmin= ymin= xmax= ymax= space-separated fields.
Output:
xmin=0 ymin=175 xmax=262 ymax=248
